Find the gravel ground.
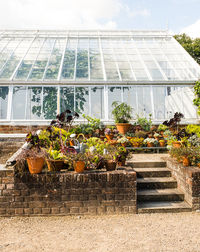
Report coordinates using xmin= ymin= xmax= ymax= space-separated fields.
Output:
xmin=0 ymin=213 xmax=200 ymax=252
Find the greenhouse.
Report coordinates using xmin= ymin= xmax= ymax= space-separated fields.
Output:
xmin=0 ymin=30 xmax=200 ymax=125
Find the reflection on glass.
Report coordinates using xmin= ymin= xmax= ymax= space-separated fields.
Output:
xmin=27 ymin=87 xmax=42 ymax=119
xmin=75 ymin=87 xmax=89 ymax=117
xmin=91 ymin=87 xmax=104 ymax=119
xmin=152 ymin=86 xmax=165 ymax=119
xmin=60 ymin=87 xmax=74 ymax=112
xmin=0 ymin=86 xmax=8 ymax=119
xmin=12 ymin=86 xmax=26 ymax=119
xmin=43 ymin=87 xmax=57 ymax=119
xmin=108 ymin=87 xmax=122 ymax=118
xmin=123 ymin=87 xmax=137 ymax=117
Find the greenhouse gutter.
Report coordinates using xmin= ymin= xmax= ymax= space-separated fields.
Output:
xmin=0 ymin=80 xmax=196 ymax=86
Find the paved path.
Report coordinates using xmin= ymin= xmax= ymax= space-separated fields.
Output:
xmin=0 ymin=213 xmax=200 ymax=252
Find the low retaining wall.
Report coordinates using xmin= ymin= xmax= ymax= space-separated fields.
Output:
xmin=0 ymin=167 xmax=137 ymax=216
xmin=166 ymin=158 xmax=200 ymax=211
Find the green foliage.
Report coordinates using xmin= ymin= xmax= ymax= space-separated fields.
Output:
xmin=186 ymin=124 xmax=200 ymax=137
xmin=47 ymin=149 xmax=65 ymax=160
xmin=174 ymin=33 xmax=200 ymax=64
xmin=157 ymin=124 xmax=168 ymax=132
xmin=82 ymin=114 xmax=101 ymax=130
xmin=136 ymin=114 xmax=152 ymax=132
xmin=193 ymin=80 xmax=200 ymax=115
xmin=111 ymin=101 xmax=132 ymax=123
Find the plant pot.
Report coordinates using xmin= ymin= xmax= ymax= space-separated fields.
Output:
xmin=27 ymin=158 xmax=44 ymax=174
xmin=105 ymin=134 xmax=114 ymax=141
xmin=117 ymin=160 xmax=126 ymax=167
xmin=73 ymin=161 xmax=85 ymax=173
xmin=197 ymin=163 xmax=200 ymax=168
xmin=147 ymin=142 xmax=154 ymax=147
xmin=105 ymin=160 xmax=117 ymax=171
xmin=46 ymin=159 xmax=64 ymax=172
xmin=159 ymin=141 xmax=165 ymax=147
xmin=100 ymin=135 xmax=105 ymax=141
xmin=121 ymin=143 xmax=127 ymax=147
xmin=132 ymin=143 xmax=140 ymax=148
xmin=182 ymin=157 xmax=190 ymax=167
xmin=127 ymin=137 xmax=132 ymax=140
xmin=172 ymin=141 xmax=181 ymax=148
xmin=116 ymin=123 xmax=130 ymax=135
xmin=69 ymin=140 xmax=75 ymax=146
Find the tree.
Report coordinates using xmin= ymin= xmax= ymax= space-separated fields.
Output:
xmin=174 ymin=33 xmax=200 ymax=64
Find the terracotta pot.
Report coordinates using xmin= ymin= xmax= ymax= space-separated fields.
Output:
xmin=172 ymin=141 xmax=181 ymax=148
xmin=105 ymin=134 xmax=114 ymax=141
xmin=73 ymin=161 xmax=85 ymax=173
xmin=46 ymin=159 xmax=64 ymax=172
xmin=132 ymin=142 xmax=140 ymax=148
xmin=117 ymin=160 xmax=126 ymax=167
xmin=160 ymin=131 xmax=164 ymax=136
xmin=127 ymin=137 xmax=132 ymax=140
xmin=182 ymin=157 xmax=190 ymax=167
xmin=27 ymin=158 xmax=44 ymax=174
xmin=105 ymin=160 xmax=117 ymax=171
xmin=121 ymin=143 xmax=127 ymax=147
xmin=116 ymin=123 xmax=130 ymax=135
xmin=147 ymin=142 xmax=154 ymax=147
xmin=159 ymin=141 xmax=165 ymax=147
xmin=69 ymin=140 xmax=75 ymax=146
xmin=197 ymin=163 xmax=200 ymax=168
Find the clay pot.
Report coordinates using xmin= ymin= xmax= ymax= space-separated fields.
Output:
xmin=182 ymin=157 xmax=190 ymax=167
xmin=27 ymin=158 xmax=44 ymax=174
xmin=159 ymin=141 xmax=165 ymax=147
xmin=116 ymin=123 xmax=130 ymax=135
xmin=117 ymin=160 xmax=126 ymax=167
xmin=105 ymin=160 xmax=117 ymax=171
xmin=172 ymin=141 xmax=181 ymax=148
xmin=105 ymin=134 xmax=114 ymax=141
xmin=46 ymin=160 xmax=64 ymax=172
xmin=132 ymin=143 xmax=140 ymax=148
xmin=73 ymin=161 xmax=85 ymax=173
xmin=127 ymin=137 xmax=132 ymax=140
xmin=147 ymin=142 xmax=154 ymax=147
xmin=121 ymin=143 xmax=127 ymax=147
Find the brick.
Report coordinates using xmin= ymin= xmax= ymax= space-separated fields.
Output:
xmin=42 ymin=208 xmax=51 ymax=214
xmin=29 ymin=201 xmax=46 ymax=208
xmin=33 ymin=208 xmax=42 ymax=214
xmin=79 ymin=207 xmax=88 ymax=214
xmin=88 ymin=207 xmax=97 ymax=214
xmin=60 ymin=207 xmax=70 ymax=214
xmin=2 ymin=190 xmax=13 ymax=196
xmin=70 ymin=207 xmax=79 ymax=214
xmin=65 ymin=201 xmax=83 ymax=208
xmin=15 ymin=208 xmax=24 ymax=215
xmin=51 ymin=208 xmax=60 ymax=214
xmin=106 ymin=206 xmax=115 ymax=214
xmin=97 ymin=206 xmax=106 ymax=215
xmin=24 ymin=208 xmax=33 ymax=215
xmin=0 ymin=208 xmax=6 ymax=215
xmin=6 ymin=184 xmax=14 ymax=190
xmin=61 ymin=195 xmax=71 ymax=201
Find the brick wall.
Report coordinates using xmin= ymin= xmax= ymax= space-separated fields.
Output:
xmin=0 ymin=167 xmax=137 ymax=216
xmin=0 ymin=125 xmax=48 ymax=134
xmin=166 ymin=157 xmax=200 ymax=211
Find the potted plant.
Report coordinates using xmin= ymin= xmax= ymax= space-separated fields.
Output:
xmin=144 ymin=138 xmax=158 ymax=147
xmin=117 ymin=146 xmax=128 ymax=166
xmin=111 ymin=101 xmax=132 ymax=134
xmin=180 ymin=147 xmax=191 ymax=167
xmin=45 ymin=149 xmax=66 ymax=172
xmin=21 ymin=132 xmax=45 ymax=174
xmin=125 ymin=132 xmax=135 ymax=140
xmin=117 ymin=136 xmax=129 ymax=147
xmin=159 ymin=139 xmax=166 ymax=147
xmin=157 ymin=124 xmax=168 ymax=135
xmin=130 ymin=137 xmax=144 ymax=147
xmin=104 ymin=127 xmax=114 ymax=141
xmin=154 ymin=132 xmax=160 ymax=141
xmin=72 ymin=152 xmax=88 ymax=173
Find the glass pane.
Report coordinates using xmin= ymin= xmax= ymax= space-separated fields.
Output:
xmin=123 ymin=86 xmax=137 ymax=118
xmin=45 ymin=39 xmax=66 ymax=80
xmin=60 ymin=87 xmax=74 ymax=113
xmin=43 ymin=87 xmax=57 ymax=119
xmin=12 ymin=86 xmax=26 ymax=119
xmin=137 ymin=86 xmax=153 ymax=117
xmin=108 ymin=87 xmax=122 ymax=118
xmin=91 ymin=87 xmax=104 ymax=119
xmin=27 ymin=87 xmax=42 ymax=119
xmin=152 ymin=86 xmax=166 ymax=119
xmin=165 ymin=86 xmax=183 ymax=118
xmin=0 ymin=86 xmax=8 ymax=119
xmin=76 ymin=49 xmax=88 ymax=79
xmin=75 ymin=87 xmax=89 ymax=117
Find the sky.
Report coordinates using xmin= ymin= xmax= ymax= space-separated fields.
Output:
xmin=0 ymin=0 xmax=200 ymax=37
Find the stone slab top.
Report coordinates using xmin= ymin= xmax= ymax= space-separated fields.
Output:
xmin=0 ymin=134 xmax=26 ymax=138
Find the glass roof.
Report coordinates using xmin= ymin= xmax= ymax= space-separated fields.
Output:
xmin=0 ymin=30 xmax=199 ymax=82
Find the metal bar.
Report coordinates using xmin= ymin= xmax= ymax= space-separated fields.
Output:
xmin=98 ymin=35 xmax=107 ymax=81
xmin=42 ymin=39 xmax=56 ymax=80
xmin=57 ymin=37 xmax=68 ymax=81
xmin=110 ymin=39 xmax=122 ymax=81
xmin=73 ymin=37 xmax=78 ymax=81
xmin=7 ymin=85 xmax=13 ymax=120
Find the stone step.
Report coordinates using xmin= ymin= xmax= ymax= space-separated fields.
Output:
xmin=137 ymin=189 xmax=184 ymax=202
xmin=134 ymin=167 xmax=171 ymax=178
xmin=138 ymin=201 xmax=192 ymax=213
xmin=137 ymin=177 xmax=177 ymax=189
xmin=126 ymin=161 xmax=166 ymax=168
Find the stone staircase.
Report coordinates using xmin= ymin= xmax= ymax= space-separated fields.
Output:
xmin=127 ymin=160 xmax=192 ymax=213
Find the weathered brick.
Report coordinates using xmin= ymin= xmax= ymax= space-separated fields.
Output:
xmin=15 ymin=208 xmax=24 ymax=215
xmin=70 ymin=207 xmax=79 ymax=214
xmin=24 ymin=208 xmax=33 ymax=215
xmin=51 ymin=208 xmax=60 ymax=214
xmin=42 ymin=208 xmax=51 ymax=214
xmin=33 ymin=208 xmax=42 ymax=214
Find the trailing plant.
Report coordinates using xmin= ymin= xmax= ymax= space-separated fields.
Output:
xmin=82 ymin=114 xmax=101 ymax=130
xmin=111 ymin=101 xmax=132 ymax=123
xmin=157 ymin=124 xmax=168 ymax=132
xmin=136 ymin=114 xmax=152 ymax=132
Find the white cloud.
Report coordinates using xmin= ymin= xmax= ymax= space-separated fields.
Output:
xmin=181 ymin=19 xmax=200 ymax=38
xmin=124 ymin=6 xmax=151 ymax=18
xmin=0 ymin=0 xmax=122 ymax=29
